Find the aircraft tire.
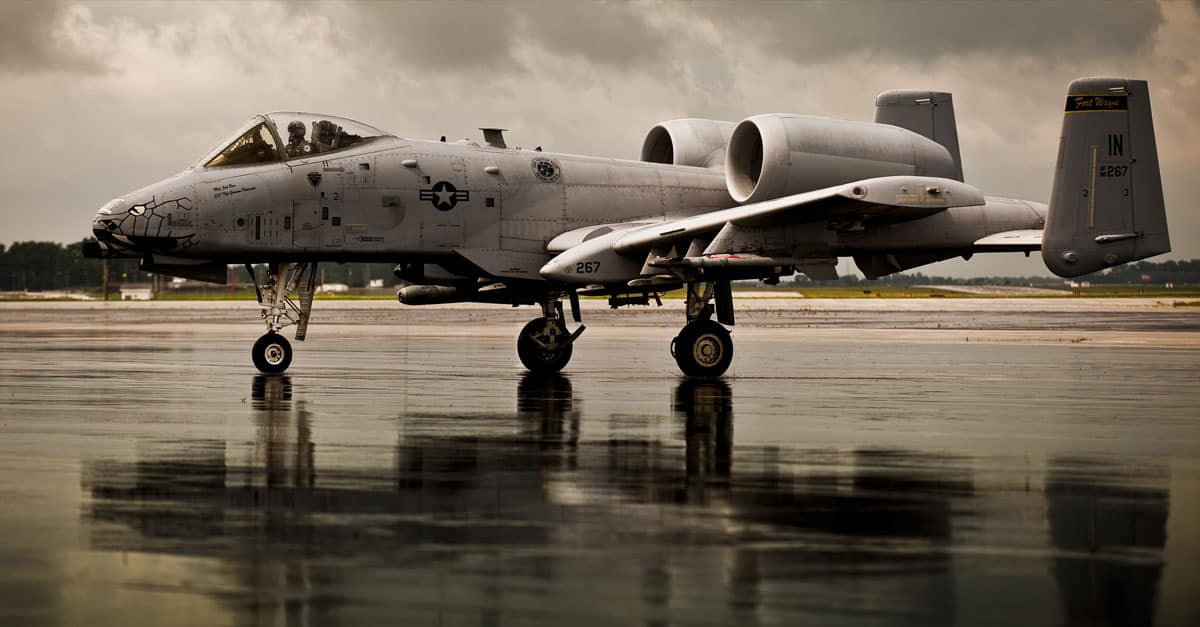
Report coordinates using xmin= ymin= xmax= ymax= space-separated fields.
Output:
xmin=252 ymin=332 xmax=293 ymax=374
xmin=672 ymin=319 xmax=732 ymax=377
xmin=517 ymin=318 xmax=573 ymax=373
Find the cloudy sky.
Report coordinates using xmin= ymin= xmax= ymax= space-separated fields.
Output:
xmin=1 ymin=0 xmax=1196 ymax=277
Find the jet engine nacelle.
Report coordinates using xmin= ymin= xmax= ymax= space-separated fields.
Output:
xmin=725 ymin=114 xmax=959 ymax=204
xmin=641 ymin=118 xmax=735 ymax=169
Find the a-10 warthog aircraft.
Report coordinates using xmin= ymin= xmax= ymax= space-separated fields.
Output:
xmin=86 ymin=77 xmax=1169 ymax=376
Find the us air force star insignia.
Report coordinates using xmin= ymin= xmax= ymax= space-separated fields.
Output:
xmin=419 ymin=180 xmax=470 ymax=211
xmin=531 ymin=157 xmax=561 ymax=183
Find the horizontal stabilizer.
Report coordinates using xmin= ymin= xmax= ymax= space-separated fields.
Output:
xmin=973 ymin=230 xmax=1043 ymax=252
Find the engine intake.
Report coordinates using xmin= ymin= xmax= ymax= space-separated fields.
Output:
xmin=641 ymin=118 xmax=735 ymax=169
xmin=725 ymin=114 xmax=958 ymax=204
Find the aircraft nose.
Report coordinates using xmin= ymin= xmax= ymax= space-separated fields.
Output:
xmin=87 ymin=198 xmax=132 ymax=258
xmin=93 ymin=213 xmax=119 ymax=238
xmin=94 ymin=198 xmax=126 ymax=228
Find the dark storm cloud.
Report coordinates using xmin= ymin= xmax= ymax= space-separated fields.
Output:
xmin=690 ymin=0 xmax=1163 ymax=63
xmin=0 ymin=0 xmax=107 ymax=75
xmin=517 ymin=1 xmax=670 ymax=68
xmin=332 ymin=0 xmax=668 ymax=72
xmin=331 ymin=1 xmax=520 ymax=71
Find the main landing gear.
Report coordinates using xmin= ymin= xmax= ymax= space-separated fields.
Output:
xmin=248 ymin=262 xmax=316 ymax=374
xmin=515 ymin=283 xmax=735 ymax=377
xmin=671 ymin=280 xmax=735 ymax=377
xmin=517 ymin=295 xmax=585 ymax=373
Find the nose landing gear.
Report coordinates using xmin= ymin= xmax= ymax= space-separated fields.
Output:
xmin=247 ymin=262 xmax=316 ymax=374
xmin=252 ymin=332 xmax=293 ymax=374
xmin=517 ymin=295 xmax=585 ymax=373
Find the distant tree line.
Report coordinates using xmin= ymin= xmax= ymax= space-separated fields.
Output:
xmin=1075 ymin=259 xmax=1200 ymax=284
xmin=1 ymin=239 xmax=1197 ymax=292
xmin=0 ymin=240 xmax=146 ymax=291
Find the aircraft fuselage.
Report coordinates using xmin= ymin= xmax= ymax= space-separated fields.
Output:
xmin=93 ymin=135 xmax=1044 ymax=267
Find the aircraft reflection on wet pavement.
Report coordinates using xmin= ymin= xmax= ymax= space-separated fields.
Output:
xmin=1046 ymin=458 xmax=1170 ymax=626
xmin=79 ymin=374 xmax=1179 ymax=626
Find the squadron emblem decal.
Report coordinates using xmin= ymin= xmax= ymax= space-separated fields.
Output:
xmin=307 ymin=172 xmax=322 ymax=187
xmin=531 ymin=157 xmax=562 ymax=183
xmin=419 ymin=180 xmax=470 ymax=211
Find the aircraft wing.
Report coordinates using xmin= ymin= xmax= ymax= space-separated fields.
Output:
xmin=546 ymin=220 xmax=668 ymax=254
xmin=611 ymin=175 xmax=983 ymax=254
xmin=541 ymin=176 xmax=984 ymax=283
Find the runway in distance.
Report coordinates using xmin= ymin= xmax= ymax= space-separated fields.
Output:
xmin=85 ymin=77 xmax=1170 ymax=376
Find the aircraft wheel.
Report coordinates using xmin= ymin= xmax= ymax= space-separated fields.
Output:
xmin=517 ymin=318 xmax=573 ymax=373
xmin=252 ymin=332 xmax=293 ymax=374
xmin=671 ymin=319 xmax=733 ymax=377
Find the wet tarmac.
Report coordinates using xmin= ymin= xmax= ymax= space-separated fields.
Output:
xmin=1 ymin=300 xmax=1198 ymax=626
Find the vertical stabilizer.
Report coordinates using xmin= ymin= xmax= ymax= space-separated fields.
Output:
xmin=875 ymin=90 xmax=963 ymax=181
xmin=1042 ymin=78 xmax=1169 ymax=278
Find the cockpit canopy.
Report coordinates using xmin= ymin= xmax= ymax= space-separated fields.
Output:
xmin=197 ymin=113 xmax=392 ymax=169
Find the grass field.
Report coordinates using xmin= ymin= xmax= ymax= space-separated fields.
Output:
xmin=786 ymin=285 xmax=1200 ymax=298
xmin=727 ymin=284 xmax=1200 ymax=299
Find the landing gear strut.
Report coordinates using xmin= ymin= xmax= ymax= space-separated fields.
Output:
xmin=248 ymin=262 xmax=316 ymax=374
xmin=517 ymin=296 xmax=585 ymax=373
xmin=671 ymin=280 xmax=734 ymax=377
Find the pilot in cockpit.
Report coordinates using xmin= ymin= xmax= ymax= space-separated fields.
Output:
xmin=284 ymin=120 xmax=315 ymax=158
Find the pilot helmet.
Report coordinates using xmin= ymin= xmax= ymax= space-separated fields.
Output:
xmin=287 ymin=120 xmax=306 ymax=140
